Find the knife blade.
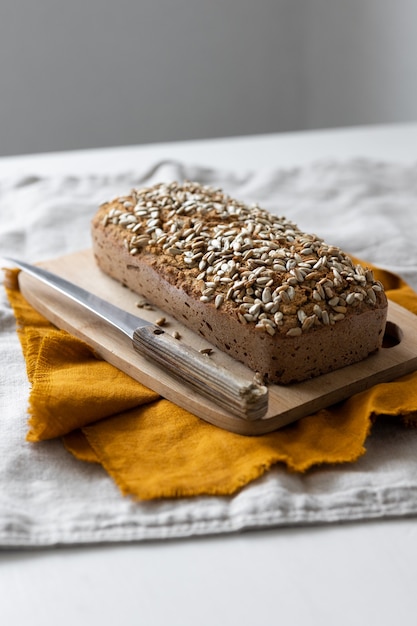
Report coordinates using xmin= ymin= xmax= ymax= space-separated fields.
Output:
xmin=5 ymin=257 xmax=268 ymax=421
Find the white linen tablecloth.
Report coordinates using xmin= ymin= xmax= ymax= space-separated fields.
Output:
xmin=1 ymin=158 xmax=417 ymax=548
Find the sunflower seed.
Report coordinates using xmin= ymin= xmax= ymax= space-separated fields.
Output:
xmin=286 ymin=327 xmax=302 ymax=337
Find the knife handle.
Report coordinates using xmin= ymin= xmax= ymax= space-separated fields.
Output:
xmin=132 ymin=326 xmax=268 ymax=421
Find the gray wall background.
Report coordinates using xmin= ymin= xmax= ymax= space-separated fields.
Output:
xmin=1 ymin=0 xmax=416 ymax=157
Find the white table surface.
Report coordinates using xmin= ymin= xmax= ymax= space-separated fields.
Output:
xmin=2 ymin=123 xmax=417 ymax=626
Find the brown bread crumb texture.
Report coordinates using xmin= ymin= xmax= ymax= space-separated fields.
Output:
xmin=91 ymin=181 xmax=388 ymax=384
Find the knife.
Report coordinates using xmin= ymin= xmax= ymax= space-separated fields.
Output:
xmin=5 ymin=257 xmax=268 ymax=421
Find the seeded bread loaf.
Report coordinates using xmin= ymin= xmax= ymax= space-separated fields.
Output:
xmin=91 ymin=181 xmax=388 ymax=384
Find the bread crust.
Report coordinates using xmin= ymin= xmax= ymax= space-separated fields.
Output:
xmin=91 ymin=182 xmax=388 ymax=384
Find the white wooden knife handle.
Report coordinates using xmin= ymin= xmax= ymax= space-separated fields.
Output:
xmin=132 ymin=326 xmax=268 ymax=421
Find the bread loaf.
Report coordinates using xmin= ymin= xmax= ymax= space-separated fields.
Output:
xmin=91 ymin=181 xmax=388 ymax=384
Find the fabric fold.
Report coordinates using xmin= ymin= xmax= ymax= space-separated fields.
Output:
xmin=5 ymin=258 xmax=417 ymax=501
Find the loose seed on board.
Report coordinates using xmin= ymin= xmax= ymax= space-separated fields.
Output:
xmin=199 ymin=347 xmax=214 ymax=355
xmin=253 ymin=372 xmax=265 ymax=385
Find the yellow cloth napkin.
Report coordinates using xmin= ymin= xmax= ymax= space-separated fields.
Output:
xmin=4 ymin=262 xmax=417 ymax=500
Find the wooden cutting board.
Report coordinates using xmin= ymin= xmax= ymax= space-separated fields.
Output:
xmin=17 ymin=249 xmax=417 ymax=435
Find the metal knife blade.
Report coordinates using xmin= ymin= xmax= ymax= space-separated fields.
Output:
xmin=5 ymin=257 xmax=150 ymax=338
xmin=5 ymin=257 xmax=268 ymax=421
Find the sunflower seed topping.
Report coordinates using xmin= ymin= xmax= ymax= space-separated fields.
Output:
xmin=101 ymin=180 xmax=385 ymax=337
